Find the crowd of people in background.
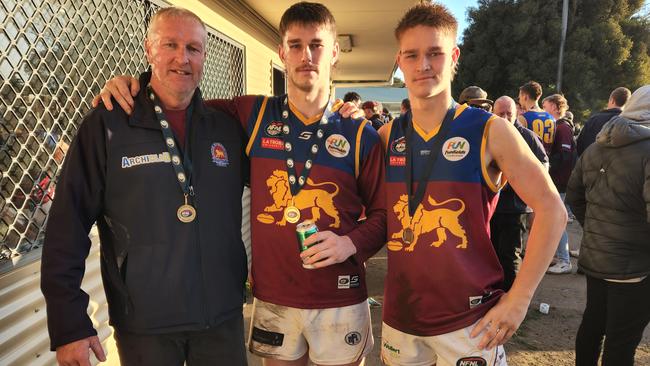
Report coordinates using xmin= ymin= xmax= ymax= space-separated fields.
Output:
xmin=453 ymin=81 xmax=650 ymax=365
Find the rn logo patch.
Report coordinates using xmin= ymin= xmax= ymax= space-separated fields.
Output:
xmin=325 ymin=134 xmax=350 ymax=158
xmin=442 ymin=137 xmax=470 ymax=161
xmin=210 ymin=143 xmax=229 ymax=167
xmin=456 ymin=356 xmax=487 ymax=366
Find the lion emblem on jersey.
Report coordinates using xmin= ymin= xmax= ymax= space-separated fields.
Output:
xmin=388 ymin=194 xmax=467 ymax=252
xmin=256 ymin=170 xmax=341 ymax=227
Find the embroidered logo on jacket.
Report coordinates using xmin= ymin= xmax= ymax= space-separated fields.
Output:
xmin=211 ymin=143 xmax=229 ymax=167
xmin=121 ymin=152 xmax=170 ymax=168
xmin=256 ymin=170 xmax=341 ymax=227
xmin=386 ymin=194 xmax=467 ymax=252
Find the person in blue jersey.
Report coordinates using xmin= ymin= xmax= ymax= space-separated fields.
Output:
xmin=377 ymin=4 xmax=566 ymax=365
xmin=517 ymin=80 xmax=556 ymax=154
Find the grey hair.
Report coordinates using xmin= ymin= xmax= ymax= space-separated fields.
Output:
xmin=146 ymin=7 xmax=207 ymax=43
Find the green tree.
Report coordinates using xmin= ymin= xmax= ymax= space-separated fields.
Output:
xmin=454 ymin=0 xmax=650 ymax=123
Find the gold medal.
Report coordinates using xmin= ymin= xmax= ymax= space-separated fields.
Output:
xmin=177 ymin=194 xmax=196 ymax=223
xmin=402 ymin=227 xmax=415 ymax=244
xmin=177 ymin=204 xmax=196 ymax=223
xmin=284 ymin=205 xmax=301 ymax=224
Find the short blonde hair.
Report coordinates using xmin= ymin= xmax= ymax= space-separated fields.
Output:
xmin=543 ymin=94 xmax=569 ymax=115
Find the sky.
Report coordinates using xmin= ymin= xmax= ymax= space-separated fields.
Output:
xmin=394 ymin=0 xmax=479 ymax=80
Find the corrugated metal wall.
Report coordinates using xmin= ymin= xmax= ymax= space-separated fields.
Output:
xmin=0 ymin=228 xmax=111 ymax=366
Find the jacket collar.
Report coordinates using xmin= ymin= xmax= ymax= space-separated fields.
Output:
xmin=601 ymin=107 xmax=622 ymax=114
xmin=128 ymin=71 xmax=207 ymax=130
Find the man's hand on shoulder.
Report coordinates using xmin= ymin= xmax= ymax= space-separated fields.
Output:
xmin=91 ymin=75 xmax=140 ymax=114
xmin=56 ymin=335 xmax=106 ymax=366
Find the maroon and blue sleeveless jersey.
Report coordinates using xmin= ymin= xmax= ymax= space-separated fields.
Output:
xmin=383 ymin=104 xmax=505 ymax=336
xmin=518 ymin=110 xmax=555 ymax=154
xmin=207 ymin=95 xmax=385 ymax=309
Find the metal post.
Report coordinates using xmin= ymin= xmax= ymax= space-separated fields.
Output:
xmin=557 ymin=0 xmax=569 ymax=92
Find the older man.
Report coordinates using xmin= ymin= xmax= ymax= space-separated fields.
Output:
xmin=41 ymin=7 xmax=249 ymax=365
xmin=489 ymin=96 xmax=548 ymax=291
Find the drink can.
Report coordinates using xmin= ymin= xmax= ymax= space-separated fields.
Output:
xmin=539 ymin=302 xmax=550 ymax=314
xmin=296 ymin=220 xmax=318 ymax=269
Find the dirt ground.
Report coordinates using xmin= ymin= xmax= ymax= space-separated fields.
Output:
xmin=244 ymin=220 xmax=650 ymax=365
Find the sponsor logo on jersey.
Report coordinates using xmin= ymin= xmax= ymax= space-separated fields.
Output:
xmin=456 ymin=356 xmax=487 ymax=366
xmin=121 ymin=152 xmax=170 ymax=168
xmin=265 ymin=121 xmax=283 ymax=136
xmin=345 ymin=331 xmax=362 ymax=346
xmin=210 ymin=143 xmax=229 ymax=167
xmin=298 ymin=131 xmax=313 ymax=140
xmin=325 ymin=134 xmax=350 ymax=158
xmin=337 ymin=274 xmax=360 ymax=289
xmin=261 ymin=137 xmax=284 ymax=150
xmin=389 ymin=156 xmax=406 ymax=166
xmin=442 ymin=137 xmax=470 ymax=161
xmin=469 ymin=295 xmax=483 ymax=308
xmin=390 ymin=136 xmax=406 ymax=154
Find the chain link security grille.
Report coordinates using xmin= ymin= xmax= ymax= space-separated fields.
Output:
xmin=0 ymin=0 xmax=245 ymax=271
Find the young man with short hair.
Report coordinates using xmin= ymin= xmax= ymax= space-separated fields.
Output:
xmin=378 ymin=4 xmax=566 ymax=365
xmin=518 ymin=80 xmax=556 ymax=154
xmin=543 ymin=93 xmax=576 ymax=274
xmin=94 ymin=3 xmax=385 ymax=365
xmin=576 ymin=86 xmax=631 ymax=155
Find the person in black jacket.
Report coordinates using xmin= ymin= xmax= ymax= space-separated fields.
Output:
xmin=566 ymin=85 xmax=650 ymax=366
xmin=576 ymin=87 xmax=631 ymax=156
xmin=362 ymin=100 xmax=386 ymax=130
xmin=40 ymin=8 xmax=249 ymax=366
xmin=489 ymin=96 xmax=548 ymax=291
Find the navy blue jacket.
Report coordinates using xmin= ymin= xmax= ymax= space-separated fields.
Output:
xmin=41 ymin=73 xmax=249 ymax=350
xmin=576 ymin=108 xmax=621 ymax=156
xmin=495 ymin=122 xmax=548 ymax=214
